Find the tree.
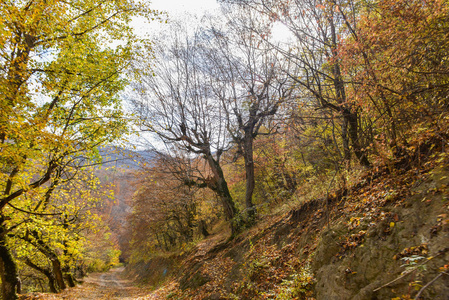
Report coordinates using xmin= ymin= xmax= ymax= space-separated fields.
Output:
xmin=339 ymin=0 xmax=449 ymax=156
xmin=200 ymin=6 xmax=293 ymax=221
xmin=129 ymin=153 xmax=201 ymax=254
xmin=131 ymin=25 xmax=241 ymax=234
xmin=7 ymin=164 xmax=119 ymax=294
xmin=0 ymin=0 xmax=156 ymax=298
xmin=230 ymin=0 xmax=371 ymax=167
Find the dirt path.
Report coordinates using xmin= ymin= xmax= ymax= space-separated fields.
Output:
xmin=28 ymin=267 xmax=150 ymax=300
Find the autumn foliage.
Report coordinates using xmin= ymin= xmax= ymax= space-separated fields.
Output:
xmin=125 ymin=0 xmax=449 ymax=243
xmin=2 ymin=0 xmax=449 ymax=299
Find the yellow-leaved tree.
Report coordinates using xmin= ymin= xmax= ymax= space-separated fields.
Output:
xmin=9 ymin=166 xmax=118 ymax=293
xmin=0 ymin=0 xmax=158 ymax=298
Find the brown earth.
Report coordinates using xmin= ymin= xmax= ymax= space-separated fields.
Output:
xmin=21 ymin=268 xmax=150 ymax=300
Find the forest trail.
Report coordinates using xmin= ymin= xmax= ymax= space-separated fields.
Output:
xmin=29 ymin=267 xmax=150 ymax=300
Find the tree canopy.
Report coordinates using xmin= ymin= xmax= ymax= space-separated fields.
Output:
xmin=0 ymin=0 xmax=157 ymax=298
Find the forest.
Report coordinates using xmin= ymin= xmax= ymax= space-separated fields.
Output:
xmin=0 ymin=0 xmax=448 ymax=299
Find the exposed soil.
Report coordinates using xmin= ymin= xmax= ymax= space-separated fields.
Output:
xmin=21 ymin=268 xmax=149 ymax=300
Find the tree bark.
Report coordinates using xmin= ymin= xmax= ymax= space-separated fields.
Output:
xmin=345 ymin=110 xmax=370 ymax=167
xmin=206 ymin=155 xmax=240 ymax=234
xmin=51 ymin=257 xmax=66 ymax=291
xmin=62 ymin=246 xmax=76 ymax=288
xmin=243 ymin=130 xmax=256 ymax=221
xmin=64 ymin=273 xmax=76 ymax=288
xmin=199 ymin=220 xmax=210 ymax=237
xmin=0 ymin=226 xmax=19 ymax=300
xmin=341 ymin=117 xmax=351 ymax=162
xmin=24 ymin=258 xmax=58 ymax=293
xmin=330 ymin=12 xmax=370 ymax=167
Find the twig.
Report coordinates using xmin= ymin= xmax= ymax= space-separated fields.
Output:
xmin=373 ymin=268 xmax=417 ymax=292
xmin=373 ymin=250 xmax=447 ymax=292
xmin=414 ymin=271 xmax=449 ymax=299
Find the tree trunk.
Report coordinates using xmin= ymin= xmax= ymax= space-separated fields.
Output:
xmin=329 ymin=14 xmax=370 ymax=167
xmin=199 ymin=220 xmax=210 ymax=237
xmin=20 ymin=231 xmax=67 ymax=291
xmin=51 ymin=258 xmax=66 ymax=291
xmin=341 ymin=117 xmax=351 ymax=162
xmin=24 ymin=258 xmax=58 ymax=293
xmin=36 ymin=234 xmax=66 ymax=291
xmin=185 ymin=202 xmax=195 ymax=242
xmin=346 ymin=111 xmax=370 ymax=167
xmin=243 ymin=131 xmax=256 ymax=222
xmin=206 ymin=155 xmax=240 ymax=235
xmin=47 ymin=273 xmax=59 ymax=292
xmin=0 ymin=227 xmax=19 ymax=300
xmin=64 ymin=273 xmax=76 ymax=288
xmin=333 ymin=60 xmax=370 ymax=167
xmin=62 ymin=247 xmax=76 ymax=288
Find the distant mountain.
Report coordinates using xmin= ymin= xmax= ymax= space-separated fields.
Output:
xmin=98 ymin=146 xmax=156 ymax=169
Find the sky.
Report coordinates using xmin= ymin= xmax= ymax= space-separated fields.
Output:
xmin=131 ymin=0 xmax=221 ymax=38
xmin=149 ymin=0 xmax=220 ymax=15
xmin=133 ymin=0 xmax=291 ymax=42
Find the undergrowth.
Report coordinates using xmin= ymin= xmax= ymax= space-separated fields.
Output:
xmin=130 ymin=122 xmax=449 ymax=299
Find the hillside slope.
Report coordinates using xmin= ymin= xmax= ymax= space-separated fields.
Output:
xmin=127 ymin=140 xmax=449 ymax=300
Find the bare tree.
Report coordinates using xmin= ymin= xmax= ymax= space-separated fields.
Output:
xmin=131 ymin=26 xmax=241 ymax=234
xmin=199 ymin=7 xmax=293 ymax=221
